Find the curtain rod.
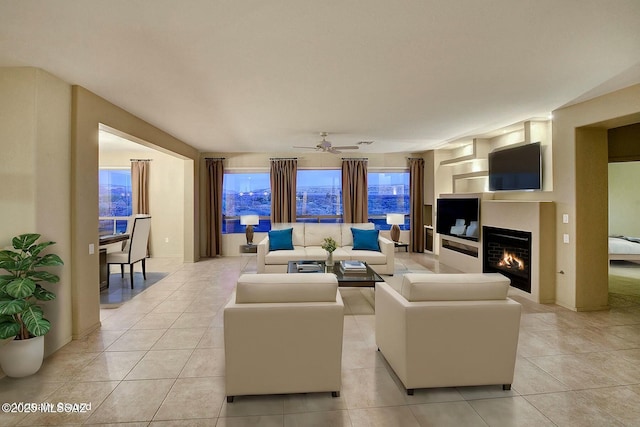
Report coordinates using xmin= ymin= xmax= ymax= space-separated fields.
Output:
xmin=269 ymin=157 xmax=297 ymax=160
xmin=407 ymin=157 xmax=424 ymax=160
xmin=342 ymin=157 xmax=368 ymax=160
xmin=130 ymin=159 xmax=153 ymax=161
xmin=204 ymin=157 xmax=226 ymax=160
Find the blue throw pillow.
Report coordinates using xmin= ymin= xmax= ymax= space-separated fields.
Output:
xmin=269 ymin=228 xmax=294 ymax=251
xmin=351 ymin=228 xmax=380 ymax=251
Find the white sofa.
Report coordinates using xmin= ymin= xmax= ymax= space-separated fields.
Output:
xmin=375 ymin=273 xmax=521 ymax=394
xmin=257 ymin=222 xmax=395 ymax=275
xmin=224 ymin=273 xmax=344 ymax=402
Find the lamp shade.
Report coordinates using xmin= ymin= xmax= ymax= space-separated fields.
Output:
xmin=386 ymin=214 xmax=405 ymax=225
xmin=240 ymin=215 xmax=260 ymax=226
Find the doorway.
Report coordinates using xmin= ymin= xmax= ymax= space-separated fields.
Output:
xmin=98 ymin=127 xmax=190 ymax=305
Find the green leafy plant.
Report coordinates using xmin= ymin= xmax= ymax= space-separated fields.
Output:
xmin=321 ymin=237 xmax=337 ymax=253
xmin=0 ymin=234 xmax=63 ymax=340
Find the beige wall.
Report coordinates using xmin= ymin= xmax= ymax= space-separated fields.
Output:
xmin=99 ymin=149 xmax=186 ymax=258
xmin=553 ymin=84 xmax=640 ymax=311
xmin=0 ymin=68 xmax=72 ymax=356
xmin=207 ymin=151 xmax=412 ymax=169
xmin=71 ymin=86 xmax=200 ymax=339
xmin=609 ymin=161 xmax=640 ymax=237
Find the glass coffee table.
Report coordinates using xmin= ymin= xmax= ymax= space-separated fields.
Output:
xmin=287 ymin=260 xmax=384 ymax=288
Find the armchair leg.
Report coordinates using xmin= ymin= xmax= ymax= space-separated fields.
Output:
xmin=120 ymin=264 xmax=124 ymax=278
xmin=503 ymin=384 xmax=511 ymax=391
xmin=227 ymin=396 xmax=234 ymax=403
xmin=331 ymin=391 xmax=340 ymax=398
xmin=142 ymin=258 xmax=147 ymax=280
xmin=130 ymin=264 xmax=134 ymax=289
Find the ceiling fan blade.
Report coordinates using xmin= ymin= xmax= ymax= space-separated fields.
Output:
xmin=332 ymin=145 xmax=359 ymax=150
xmin=292 ymin=146 xmax=319 ymax=149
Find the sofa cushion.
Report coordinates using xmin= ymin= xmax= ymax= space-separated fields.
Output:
xmin=352 ymin=228 xmax=380 ymax=251
xmin=400 ymin=273 xmax=510 ymax=302
xmin=341 ymin=223 xmax=374 ymax=246
xmin=331 ymin=247 xmax=351 ymax=261
xmin=269 ymin=228 xmax=294 ymax=251
xmin=304 ymin=246 xmax=330 ymax=259
xmin=235 ymin=273 xmax=338 ymax=303
xmin=343 ymin=247 xmax=387 ymax=264
xmin=304 ymin=223 xmax=342 ymax=247
xmin=265 ymin=247 xmax=308 ymax=264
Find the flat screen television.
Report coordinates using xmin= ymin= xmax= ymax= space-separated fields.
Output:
xmin=436 ymin=197 xmax=480 ymax=241
xmin=488 ymin=142 xmax=542 ymax=191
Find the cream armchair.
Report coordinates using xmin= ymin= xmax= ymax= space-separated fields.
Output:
xmin=375 ymin=273 xmax=521 ymax=395
xmin=224 ymin=273 xmax=344 ymax=402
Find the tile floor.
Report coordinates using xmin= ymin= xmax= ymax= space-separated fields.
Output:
xmin=1 ymin=254 xmax=640 ymax=426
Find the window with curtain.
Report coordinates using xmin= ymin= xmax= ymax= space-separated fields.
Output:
xmin=98 ymin=168 xmax=132 ymax=235
xmin=368 ymin=171 xmax=410 ymax=230
xmin=220 ymin=169 xmax=410 ymax=231
xmin=222 ymin=172 xmax=270 ymax=233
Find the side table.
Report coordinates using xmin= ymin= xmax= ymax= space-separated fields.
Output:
xmin=240 ymin=244 xmax=257 ymax=254
xmin=394 ymin=242 xmax=409 ymax=252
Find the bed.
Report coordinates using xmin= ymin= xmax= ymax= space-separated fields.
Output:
xmin=609 ymin=236 xmax=640 ymax=261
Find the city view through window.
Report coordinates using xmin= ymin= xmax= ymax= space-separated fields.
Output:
xmin=222 ymin=170 xmax=410 ymax=233
xmin=98 ymin=169 xmax=132 ymax=235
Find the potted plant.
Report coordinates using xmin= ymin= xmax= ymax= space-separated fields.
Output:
xmin=321 ymin=237 xmax=337 ymax=267
xmin=0 ymin=233 xmax=63 ymax=377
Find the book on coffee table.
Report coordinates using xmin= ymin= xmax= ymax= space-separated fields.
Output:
xmin=296 ymin=262 xmax=322 ymax=272
xmin=340 ymin=260 xmax=367 ymax=273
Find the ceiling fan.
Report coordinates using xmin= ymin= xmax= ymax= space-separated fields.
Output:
xmin=294 ymin=132 xmax=359 ymax=154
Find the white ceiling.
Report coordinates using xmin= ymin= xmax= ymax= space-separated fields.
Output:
xmin=1 ymin=1 xmax=639 ymax=154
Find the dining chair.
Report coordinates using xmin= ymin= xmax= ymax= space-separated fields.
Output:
xmin=106 ymin=216 xmax=151 ymax=288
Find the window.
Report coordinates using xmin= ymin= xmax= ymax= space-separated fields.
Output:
xmin=221 ymin=169 xmax=410 ymax=233
xmin=296 ymin=170 xmax=342 ymax=222
xmin=98 ymin=168 xmax=132 ymax=235
xmin=368 ymin=171 xmax=410 ymax=230
xmin=222 ymin=172 xmax=270 ymax=233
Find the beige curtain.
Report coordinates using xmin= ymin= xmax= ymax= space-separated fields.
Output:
xmin=131 ymin=160 xmax=150 ymax=255
xmin=131 ymin=160 xmax=150 ymax=215
xmin=342 ymin=159 xmax=368 ymax=223
xmin=270 ymin=158 xmax=297 ymax=223
xmin=409 ymin=157 xmax=425 ymax=252
xmin=205 ymin=158 xmax=224 ymax=257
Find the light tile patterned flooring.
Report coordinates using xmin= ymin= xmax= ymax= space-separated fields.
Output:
xmin=1 ymin=254 xmax=640 ymax=426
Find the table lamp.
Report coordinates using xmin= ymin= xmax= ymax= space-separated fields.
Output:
xmin=386 ymin=213 xmax=404 ymax=243
xmin=240 ymin=215 xmax=259 ymax=245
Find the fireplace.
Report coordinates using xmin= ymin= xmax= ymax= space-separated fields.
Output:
xmin=483 ymin=226 xmax=532 ymax=293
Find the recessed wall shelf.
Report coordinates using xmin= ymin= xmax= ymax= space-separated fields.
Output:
xmin=452 ymin=171 xmax=488 ymax=193
xmin=440 ymin=138 xmax=490 ymax=166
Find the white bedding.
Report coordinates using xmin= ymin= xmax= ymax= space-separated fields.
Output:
xmin=609 ymin=236 xmax=640 ymax=260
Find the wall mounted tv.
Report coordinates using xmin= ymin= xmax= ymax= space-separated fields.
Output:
xmin=436 ymin=197 xmax=480 ymax=242
xmin=488 ymin=142 xmax=542 ymax=191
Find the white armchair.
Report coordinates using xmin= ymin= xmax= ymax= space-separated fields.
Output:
xmin=375 ymin=273 xmax=521 ymax=395
xmin=224 ymin=273 xmax=344 ymax=402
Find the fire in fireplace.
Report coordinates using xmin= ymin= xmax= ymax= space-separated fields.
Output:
xmin=483 ymin=226 xmax=532 ymax=293
xmin=498 ymin=250 xmax=525 ymax=271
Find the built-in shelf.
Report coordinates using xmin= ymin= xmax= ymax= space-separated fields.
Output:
xmin=452 ymin=171 xmax=488 ymax=193
xmin=440 ymin=153 xmax=476 ymax=166
xmin=441 ymin=238 xmax=479 ymax=257
xmin=440 ymin=138 xmax=490 ymax=166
